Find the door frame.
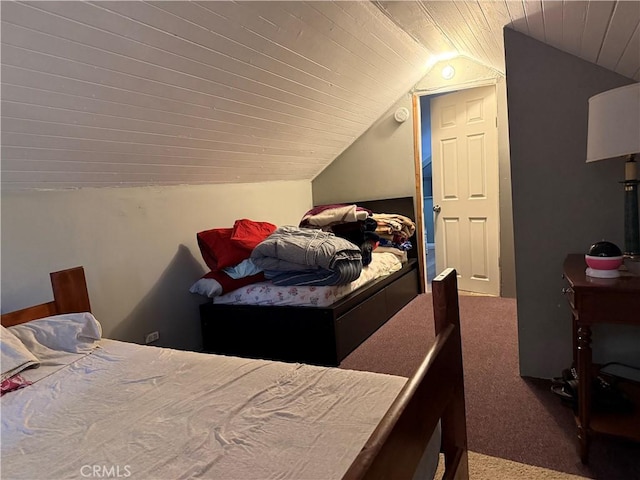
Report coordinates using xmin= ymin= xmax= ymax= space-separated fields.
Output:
xmin=411 ymin=78 xmax=500 ymax=292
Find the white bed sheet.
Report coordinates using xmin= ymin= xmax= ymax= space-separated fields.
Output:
xmin=1 ymin=339 xmax=428 ymax=480
xmin=213 ymin=251 xmax=403 ymax=307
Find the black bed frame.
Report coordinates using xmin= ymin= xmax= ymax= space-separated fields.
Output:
xmin=200 ymin=197 xmax=422 ymax=366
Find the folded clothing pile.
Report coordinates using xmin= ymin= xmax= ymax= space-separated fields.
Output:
xmin=299 ymin=204 xmax=378 ymax=266
xmin=250 ymin=226 xmax=363 ymax=286
xmin=298 ymin=204 xmax=416 ymax=266
xmin=191 ymin=217 xmax=364 ymax=296
xmin=190 ymin=204 xmax=418 ymax=298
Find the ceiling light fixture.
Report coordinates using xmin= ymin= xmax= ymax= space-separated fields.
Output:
xmin=441 ymin=65 xmax=455 ymax=80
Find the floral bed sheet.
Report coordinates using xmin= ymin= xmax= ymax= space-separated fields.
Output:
xmin=212 ymin=252 xmax=403 ymax=307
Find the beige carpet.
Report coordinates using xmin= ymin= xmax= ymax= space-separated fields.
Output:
xmin=436 ymin=451 xmax=593 ymax=480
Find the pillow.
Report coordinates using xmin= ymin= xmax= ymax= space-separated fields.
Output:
xmin=231 ymin=219 xmax=277 ymax=250
xmin=197 ymin=228 xmax=252 ymax=271
xmin=9 ymin=312 xmax=102 ymax=355
xmin=189 ymin=276 xmax=223 ymax=298
xmin=190 ymin=270 xmax=265 ymax=298
xmin=1 ymin=325 xmax=40 ymax=381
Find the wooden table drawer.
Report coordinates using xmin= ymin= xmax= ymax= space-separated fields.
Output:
xmin=563 ymin=285 xmax=575 ymax=309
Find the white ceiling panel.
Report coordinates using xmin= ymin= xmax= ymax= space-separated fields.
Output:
xmin=1 ymin=1 xmax=638 ymax=190
xmin=597 ymin=0 xmax=640 ymax=73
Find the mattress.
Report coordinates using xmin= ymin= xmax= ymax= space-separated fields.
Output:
xmin=1 ymin=337 xmax=440 ymax=480
xmin=213 ymin=251 xmax=403 ymax=307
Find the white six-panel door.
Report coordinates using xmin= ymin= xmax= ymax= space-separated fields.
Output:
xmin=430 ymin=85 xmax=500 ymax=295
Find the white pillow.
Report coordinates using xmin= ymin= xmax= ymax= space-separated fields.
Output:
xmin=1 ymin=325 xmax=40 ymax=381
xmin=189 ymin=278 xmax=223 ymax=298
xmin=9 ymin=312 xmax=102 ymax=356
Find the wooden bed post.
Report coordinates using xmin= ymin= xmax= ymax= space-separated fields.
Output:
xmin=1 ymin=266 xmax=91 ymax=327
xmin=51 ymin=266 xmax=92 ymax=314
xmin=342 ymin=267 xmax=469 ymax=480
xmin=432 ymin=268 xmax=469 ymax=480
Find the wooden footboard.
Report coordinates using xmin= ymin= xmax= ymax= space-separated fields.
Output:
xmin=342 ymin=268 xmax=468 ymax=480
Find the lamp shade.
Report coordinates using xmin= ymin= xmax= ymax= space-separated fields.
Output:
xmin=586 ymin=83 xmax=640 ymax=163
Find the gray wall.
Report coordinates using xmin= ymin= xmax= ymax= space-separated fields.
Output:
xmin=1 ymin=181 xmax=312 ymax=352
xmin=505 ymin=28 xmax=638 ymax=378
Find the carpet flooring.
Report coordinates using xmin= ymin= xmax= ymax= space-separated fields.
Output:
xmin=339 ymin=293 xmax=640 ymax=480
xmin=435 ymin=451 xmax=591 ymax=480
xmin=468 ymin=450 xmax=593 ymax=480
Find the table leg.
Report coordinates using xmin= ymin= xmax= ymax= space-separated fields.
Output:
xmin=577 ymin=324 xmax=592 ymax=464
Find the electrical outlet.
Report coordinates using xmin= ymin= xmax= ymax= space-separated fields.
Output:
xmin=145 ymin=331 xmax=160 ymax=344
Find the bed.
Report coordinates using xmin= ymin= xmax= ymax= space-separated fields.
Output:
xmin=1 ymin=266 xmax=468 ymax=480
xmin=199 ymin=197 xmax=422 ymax=366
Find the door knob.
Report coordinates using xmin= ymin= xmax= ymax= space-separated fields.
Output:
xmin=433 ymin=205 xmax=441 ymax=213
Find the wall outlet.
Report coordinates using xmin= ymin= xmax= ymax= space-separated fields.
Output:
xmin=145 ymin=331 xmax=160 ymax=344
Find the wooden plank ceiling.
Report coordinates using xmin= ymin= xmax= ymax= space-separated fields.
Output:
xmin=2 ymin=1 xmax=638 ymax=190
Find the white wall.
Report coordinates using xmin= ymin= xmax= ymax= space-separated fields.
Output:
xmin=1 ymin=181 xmax=312 ymax=351
xmin=312 ymin=94 xmax=416 ymax=205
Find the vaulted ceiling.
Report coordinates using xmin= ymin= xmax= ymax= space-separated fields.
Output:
xmin=2 ymin=1 xmax=638 ymax=190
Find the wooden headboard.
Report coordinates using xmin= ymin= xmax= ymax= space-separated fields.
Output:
xmin=1 ymin=266 xmax=91 ymax=327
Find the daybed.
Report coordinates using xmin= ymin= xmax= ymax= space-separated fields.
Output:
xmin=1 ymin=266 xmax=467 ymax=480
xmin=199 ymin=196 xmax=422 ymax=366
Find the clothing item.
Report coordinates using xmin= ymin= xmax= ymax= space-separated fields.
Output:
xmin=251 ymin=226 xmax=363 ymax=285
xmin=299 ymin=204 xmax=372 ymax=230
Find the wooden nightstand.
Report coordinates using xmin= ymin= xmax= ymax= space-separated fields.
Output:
xmin=562 ymin=254 xmax=640 ymax=463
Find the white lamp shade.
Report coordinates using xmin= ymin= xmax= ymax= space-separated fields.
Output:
xmin=586 ymin=83 xmax=640 ymax=163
